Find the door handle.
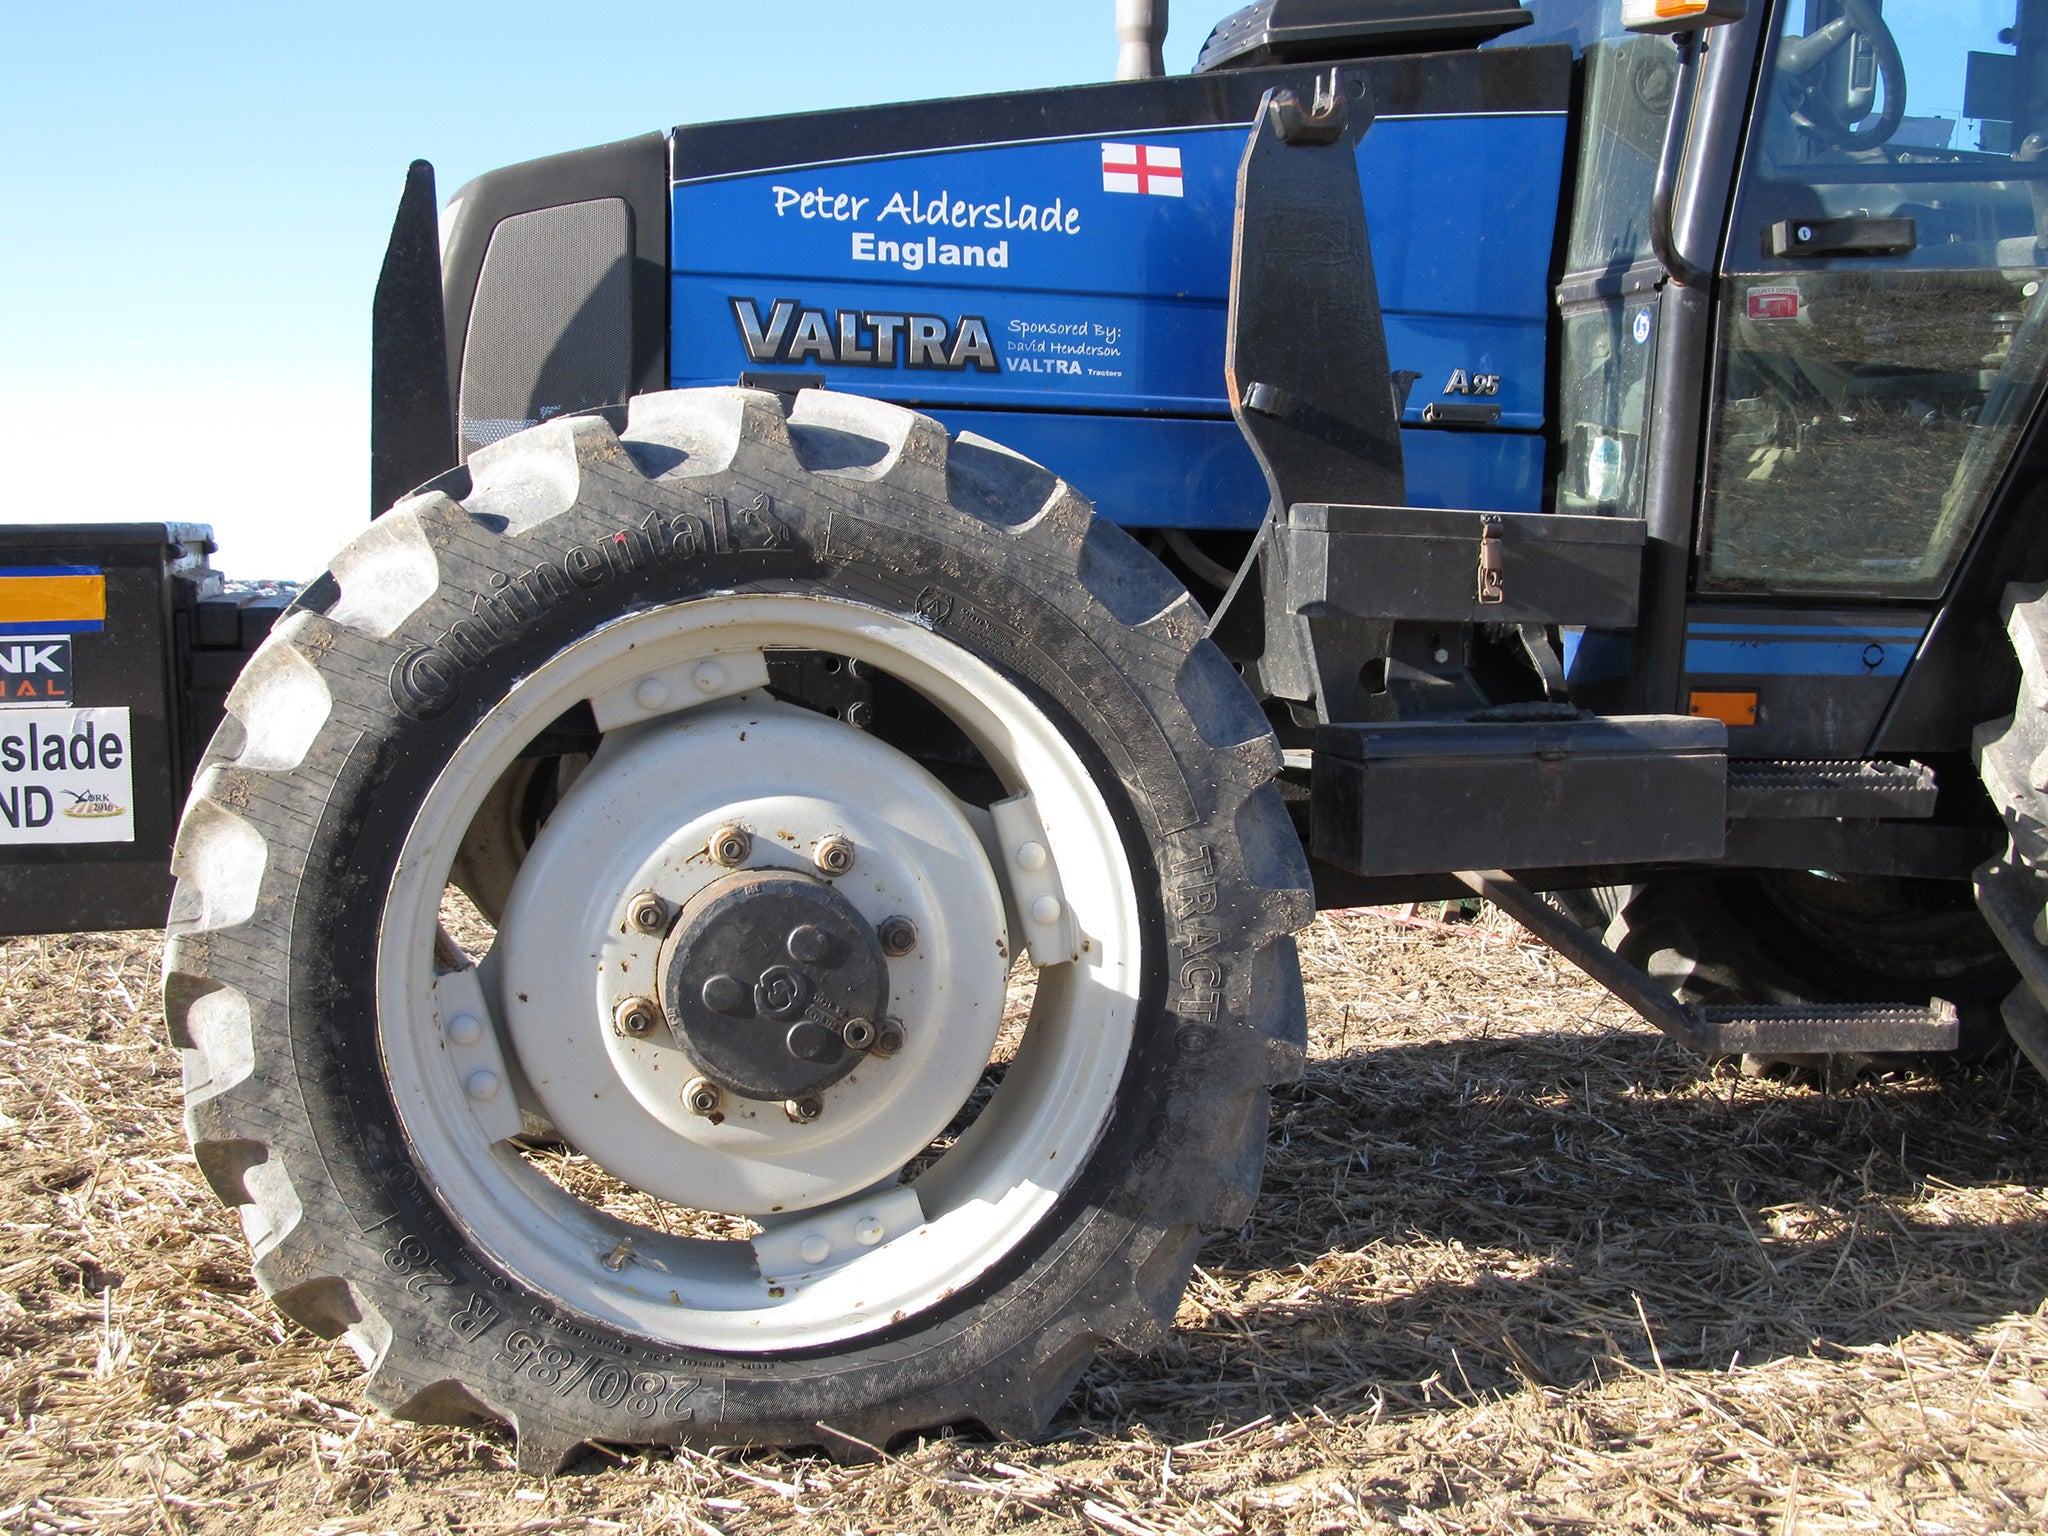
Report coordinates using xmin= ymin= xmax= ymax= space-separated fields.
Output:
xmin=1766 ymin=217 xmax=1917 ymax=258
xmin=1420 ymin=401 xmax=1502 ymax=428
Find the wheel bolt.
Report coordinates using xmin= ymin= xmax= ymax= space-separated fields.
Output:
xmin=614 ymin=996 xmax=660 ymax=1037
xmin=701 ymin=973 xmax=746 ymax=1014
xmin=786 ymin=1019 xmax=839 ymax=1062
xmin=785 ymin=1095 xmax=823 ymax=1124
xmin=872 ymin=1018 xmax=905 ymax=1058
xmin=711 ymin=825 xmax=752 ymax=867
xmin=786 ymin=923 xmax=829 ymax=964
xmin=877 ymin=915 xmax=917 ymax=957
xmin=813 ymin=835 xmax=855 ymax=877
xmin=627 ymin=891 xmax=667 ymax=934
xmin=684 ymin=1077 xmax=723 ymax=1118
xmin=445 ymin=1013 xmax=484 ymax=1046
xmin=842 ymin=1017 xmax=877 ymax=1051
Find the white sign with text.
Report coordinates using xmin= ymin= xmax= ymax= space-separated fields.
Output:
xmin=0 ymin=707 xmax=137 ymax=844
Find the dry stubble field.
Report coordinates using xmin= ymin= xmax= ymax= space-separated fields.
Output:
xmin=0 ymin=907 xmax=2043 ymax=1535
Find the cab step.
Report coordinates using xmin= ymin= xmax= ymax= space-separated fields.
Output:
xmin=1458 ymin=869 xmax=1959 ymax=1057
xmin=1726 ymin=758 xmax=1936 ymax=820
xmin=1692 ymin=1000 xmax=1959 ymax=1056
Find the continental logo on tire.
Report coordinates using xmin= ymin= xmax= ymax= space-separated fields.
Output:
xmin=392 ymin=493 xmax=793 ymax=719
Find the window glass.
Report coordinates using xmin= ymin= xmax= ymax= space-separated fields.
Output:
xmin=1703 ymin=268 xmax=2043 ymax=591
xmin=1508 ymin=0 xmax=1684 ymax=516
xmin=1509 ymin=0 xmax=1627 ymax=52
xmin=1742 ymin=0 xmax=2038 ymax=250
xmin=1568 ymin=37 xmax=1683 ymax=274
xmin=1509 ymin=0 xmax=1681 ymax=274
xmin=1557 ymin=303 xmax=1659 ymax=513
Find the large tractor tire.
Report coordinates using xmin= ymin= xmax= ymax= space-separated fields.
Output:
xmin=163 ymin=388 xmax=1310 ymax=1468
xmin=1605 ymin=870 xmax=2013 ymax=1065
xmin=1972 ymin=582 xmax=2048 ymax=1078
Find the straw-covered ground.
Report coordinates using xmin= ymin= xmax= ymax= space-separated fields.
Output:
xmin=0 ymin=908 xmax=2043 ymax=1534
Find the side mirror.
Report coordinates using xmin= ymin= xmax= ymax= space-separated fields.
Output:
xmin=1623 ymin=0 xmax=1745 ymax=35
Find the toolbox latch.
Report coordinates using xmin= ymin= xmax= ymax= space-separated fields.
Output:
xmin=1476 ymin=515 xmax=1504 ymax=606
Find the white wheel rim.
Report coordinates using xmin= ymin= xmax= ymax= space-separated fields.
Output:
xmin=378 ymin=593 xmax=1140 ymax=1351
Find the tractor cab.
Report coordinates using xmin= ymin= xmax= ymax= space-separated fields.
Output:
xmin=1528 ymin=0 xmax=2048 ymax=764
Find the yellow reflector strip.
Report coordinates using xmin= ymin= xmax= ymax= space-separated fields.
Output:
xmin=1689 ymin=690 xmax=1758 ymax=727
xmin=0 ymin=571 xmax=107 ymax=631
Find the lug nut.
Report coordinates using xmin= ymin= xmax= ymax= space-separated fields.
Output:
xmin=842 ymin=1017 xmax=877 ymax=1051
xmin=877 ymin=915 xmax=917 ymax=957
xmin=813 ymin=835 xmax=855 ymax=877
xmin=872 ymin=1018 xmax=905 ymax=1058
xmin=628 ymin=891 xmax=667 ymax=933
xmin=785 ymin=1095 xmax=823 ymax=1123
xmin=684 ymin=1077 xmax=723 ymax=1117
xmin=614 ymin=996 xmax=660 ymax=1037
xmin=710 ymin=825 xmax=752 ymax=867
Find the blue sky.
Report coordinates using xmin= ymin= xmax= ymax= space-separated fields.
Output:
xmin=0 ymin=2 xmax=1206 ymax=578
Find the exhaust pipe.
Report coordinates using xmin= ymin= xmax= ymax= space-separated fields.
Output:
xmin=1115 ymin=0 xmax=1168 ymax=79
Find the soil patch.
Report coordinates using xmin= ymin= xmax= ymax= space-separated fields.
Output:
xmin=1 ymin=910 xmax=2042 ymax=1532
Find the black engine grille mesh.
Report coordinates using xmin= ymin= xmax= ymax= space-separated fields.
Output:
xmin=458 ymin=197 xmax=631 ymax=455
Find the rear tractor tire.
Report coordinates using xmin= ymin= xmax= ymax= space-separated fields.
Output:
xmin=1971 ymin=581 xmax=2048 ymax=1079
xmin=164 ymin=388 xmax=1310 ymax=1467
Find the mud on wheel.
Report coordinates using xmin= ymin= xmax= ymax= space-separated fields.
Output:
xmin=163 ymin=388 xmax=1309 ymax=1468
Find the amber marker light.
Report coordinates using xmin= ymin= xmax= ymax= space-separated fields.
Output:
xmin=1688 ymin=691 xmax=1759 ymax=727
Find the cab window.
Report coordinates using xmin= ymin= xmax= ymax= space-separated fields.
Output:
xmin=1699 ymin=0 xmax=2048 ymax=597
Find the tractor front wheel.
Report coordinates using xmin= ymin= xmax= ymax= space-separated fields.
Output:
xmin=164 ymin=388 xmax=1309 ymax=1466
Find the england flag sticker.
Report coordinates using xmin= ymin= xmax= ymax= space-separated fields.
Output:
xmin=1101 ymin=142 xmax=1183 ymax=196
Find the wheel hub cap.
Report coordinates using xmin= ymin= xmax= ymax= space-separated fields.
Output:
xmin=661 ymin=870 xmax=887 ymax=1100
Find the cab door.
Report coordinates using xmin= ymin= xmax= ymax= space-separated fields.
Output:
xmin=1687 ymin=0 xmax=2048 ymax=752
xmin=1703 ymin=0 xmax=2048 ymax=603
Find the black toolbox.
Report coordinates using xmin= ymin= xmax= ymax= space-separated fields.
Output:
xmin=1280 ymin=502 xmax=1646 ymax=626
xmin=1312 ymin=714 xmax=1727 ymax=877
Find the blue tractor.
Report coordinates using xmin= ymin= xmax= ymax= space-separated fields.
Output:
xmin=12 ymin=0 xmax=2046 ymax=1467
